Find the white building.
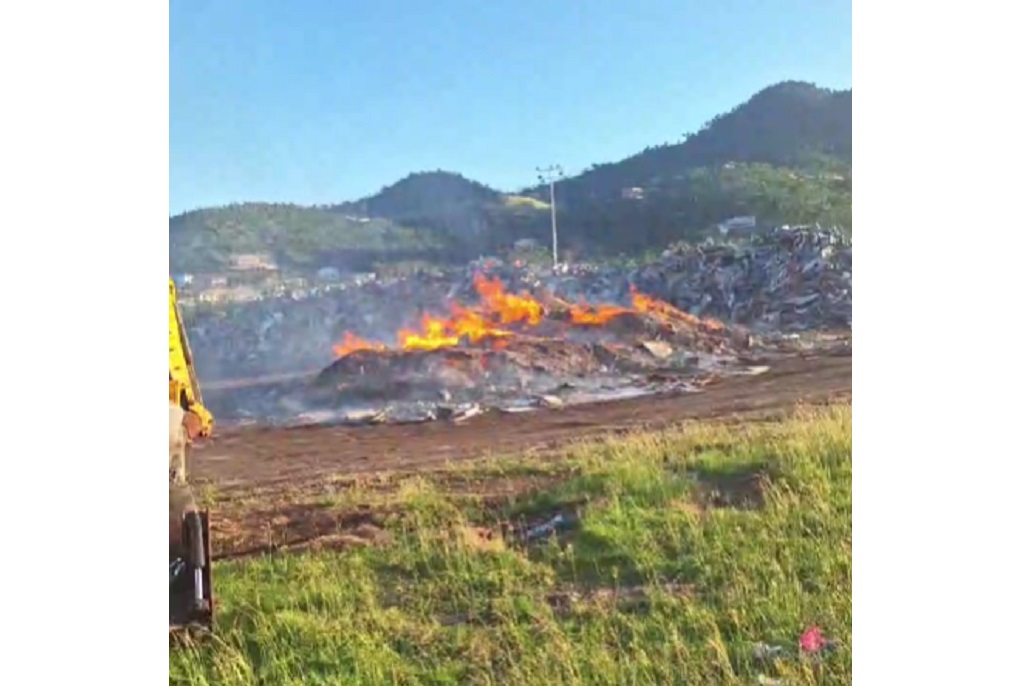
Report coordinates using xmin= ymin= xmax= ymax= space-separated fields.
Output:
xmin=717 ymin=216 xmax=757 ymax=236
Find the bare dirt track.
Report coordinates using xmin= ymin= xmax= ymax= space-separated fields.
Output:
xmin=194 ymin=351 xmax=851 ymax=492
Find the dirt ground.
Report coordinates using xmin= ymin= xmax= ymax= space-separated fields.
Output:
xmin=191 ymin=351 xmax=849 ymax=557
xmin=196 ymin=351 xmax=850 ymax=490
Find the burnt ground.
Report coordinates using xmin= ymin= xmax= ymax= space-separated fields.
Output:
xmin=190 ymin=351 xmax=850 ymax=558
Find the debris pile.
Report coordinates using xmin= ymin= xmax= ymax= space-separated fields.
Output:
xmin=444 ymin=228 xmax=851 ymax=332
xmin=327 ymin=273 xmax=739 ymax=359
xmin=314 ymin=337 xmax=709 ymax=405
xmin=183 ymin=275 xmax=456 ymax=380
xmin=629 ymin=226 xmax=851 ymax=330
xmin=304 ymin=274 xmax=745 ymax=417
xmin=182 ymin=227 xmax=850 ymax=424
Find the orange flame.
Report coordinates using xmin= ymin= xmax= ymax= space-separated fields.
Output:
xmin=397 ymin=305 xmax=512 ymax=352
xmin=568 ymin=301 xmax=632 ymax=325
xmin=333 ymin=332 xmax=387 ymax=357
xmin=473 ymin=273 xmax=544 ymax=325
xmin=331 ymin=274 xmax=725 ymax=358
xmin=629 ymin=285 xmax=725 ymax=331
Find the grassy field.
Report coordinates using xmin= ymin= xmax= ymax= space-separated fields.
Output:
xmin=171 ymin=405 xmax=851 ymax=686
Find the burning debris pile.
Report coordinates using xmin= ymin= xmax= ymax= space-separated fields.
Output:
xmin=182 ymin=275 xmax=457 ymax=380
xmin=446 ymin=227 xmax=852 ymax=332
xmin=185 ymin=226 xmax=849 ymax=425
xmin=329 ymin=274 xmax=736 ymax=359
xmin=306 ymin=274 xmax=745 ymax=414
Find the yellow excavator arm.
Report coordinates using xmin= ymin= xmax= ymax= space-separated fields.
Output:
xmin=169 ymin=278 xmax=214 ymax=439
xmin=169 ymin=278 xmax=215 ymax=631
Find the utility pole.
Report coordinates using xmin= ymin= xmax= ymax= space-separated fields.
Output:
xmin=536 ymin=164 xmax=564 ymax=268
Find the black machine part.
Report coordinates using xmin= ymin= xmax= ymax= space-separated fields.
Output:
xmin=170 ymin=486 xmax=214 ymax=630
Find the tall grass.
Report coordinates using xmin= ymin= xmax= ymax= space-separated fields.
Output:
xmin=172 ymin=405 xmax=851 ymax=685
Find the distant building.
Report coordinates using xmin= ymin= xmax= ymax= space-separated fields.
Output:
xmin=513 ymin=238 xmax=540 ymax=251
xmin=621 ymin=187 xmax=645 ymax=200
xmin=717 ymin=216 xmax=758 ymax=236
xmin=229 ymin=253 xmax=278 ymax=271
xmin=316 ymin=266 xmax=342 ymax=282
xmin=231 ymin=286 xmax=260 ymax=302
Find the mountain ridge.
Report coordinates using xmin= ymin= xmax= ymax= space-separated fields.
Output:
xmin=170 ymin=80 xmax=851 ymax=274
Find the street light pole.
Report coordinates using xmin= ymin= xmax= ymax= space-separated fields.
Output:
xmin=536 ymin=164 xmax=564 ymax=268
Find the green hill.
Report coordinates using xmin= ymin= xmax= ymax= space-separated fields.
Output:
xmin=169 ymin=203 xmax=446 ymax=274
xmin=540 ymin=80 xmax=850 ymax=203
xmin=170 ymin=81 xmax=851 ymax=274
xmin=333 ymin=171 xmax=500 ymax=232
xmin=512 ymin=81 xmax=851 ymax=253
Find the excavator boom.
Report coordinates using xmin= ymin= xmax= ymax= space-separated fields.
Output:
xmin=169 ymin=278 xmax=215 ymax=632
xmin=169 ymin=279 xmax=214 ymax=439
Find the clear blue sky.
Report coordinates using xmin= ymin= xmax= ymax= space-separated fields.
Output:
xmin=170 ymin=0 xmax=850 ymax=215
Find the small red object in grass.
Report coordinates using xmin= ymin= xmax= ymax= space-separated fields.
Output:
xmin=799 ymin=626 xmax=826 ymax=653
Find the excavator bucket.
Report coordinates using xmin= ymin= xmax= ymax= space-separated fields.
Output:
xmin=170 ymin=484 xmax=214 ymax=631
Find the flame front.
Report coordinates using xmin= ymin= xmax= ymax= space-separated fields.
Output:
xmin=629 ymin=285 xmax=725 ymax=331
xmin=331 ymin=273 xmax=723 ymax=358
xmin=333 ymin=332 xmax=387 ymax=358
xmin=473 ymin=273 xmax=544 ymax=325
xmin=397 ymin=305 xmax=513 ymax=352
xmin=568 ymin=301 xmax=632 ymax=325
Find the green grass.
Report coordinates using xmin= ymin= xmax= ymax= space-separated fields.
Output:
xmin=171 ymin=405 xmax=851 ymax=685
